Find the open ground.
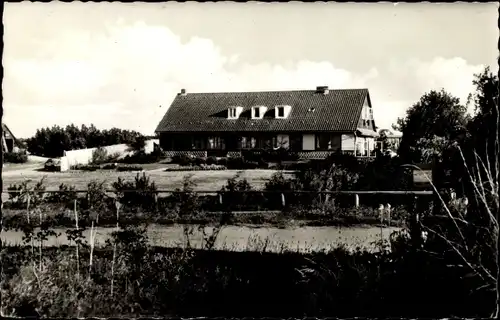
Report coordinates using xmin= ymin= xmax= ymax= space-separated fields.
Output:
xmin=2 ymin=163 xmax=292 ymax=198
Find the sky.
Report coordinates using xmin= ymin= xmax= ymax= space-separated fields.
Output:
xmin=2 ymin=2 xmax=498 ymax=138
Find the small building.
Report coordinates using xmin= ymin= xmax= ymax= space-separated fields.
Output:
xmin=155 ymin=86 xmax=379 ymax=159
xmin=377 ymin=128 xmax=403 ymax=152
xmin=1 ymin=123 xmax=23 ymax=153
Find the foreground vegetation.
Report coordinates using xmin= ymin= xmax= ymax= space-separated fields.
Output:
xmin=0 ymin=222 xmax=495 ymax=318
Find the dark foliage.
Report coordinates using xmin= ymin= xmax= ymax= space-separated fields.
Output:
xmin=26 ymin=124 xmax=144 ymax=158
xmin=3 ymin=151 xmax=28 ymax=163
xmin=0 ymin=242 xmax=494 ymax=318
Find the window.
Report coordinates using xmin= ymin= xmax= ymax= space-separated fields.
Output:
xmin=240 ymin=136 xmax=254 ymax=149
xmin=229 ymin=108 xmax=237 ymax=118
xmin=316 ymin=134 xmax=331 ymax=150
xmin=277 ymin=107 xmax=285 ymax=118
xmin=208 ymin=136 xmax=225 ymax=149
xmin=251 ymin=137 xmax=257 ymax=148
xmin=254 ymin=108 xmax=260 ymax=118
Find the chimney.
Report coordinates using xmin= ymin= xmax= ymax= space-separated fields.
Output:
xmin=179 ymin=88 xmax=187 ymax=96
xmin=316 ymin=86 xmax=329 ymax=95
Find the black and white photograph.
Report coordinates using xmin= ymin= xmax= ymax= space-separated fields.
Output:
xmin=1 ymin=2 xmax=498 ymax=318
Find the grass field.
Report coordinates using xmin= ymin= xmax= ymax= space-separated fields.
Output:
xmin=2 ymin=166 xmax=290 ymax=193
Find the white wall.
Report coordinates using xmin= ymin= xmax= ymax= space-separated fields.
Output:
xmin=302 ymin=134 xmax=315 ymax=151
xmin=59 ymin=139 xmax=159 ymax=172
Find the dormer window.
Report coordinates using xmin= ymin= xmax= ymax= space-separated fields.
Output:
xmin=251 ymin=106 xmax=267 ymax=119
xmin=228 ymin=106 xmax=243 ymax=119
xmin=275 ymin=105 xmax=291 ymax=119
xmin=277 ymin=107 xmax=285 ymax=118
xmin=229 ymin=108 xmax=237 ymax=118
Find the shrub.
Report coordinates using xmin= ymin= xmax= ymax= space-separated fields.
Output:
xmin=164 ymin=165 xmax=226 ymax=172
xmin=172 ymin=175 xmax=201 ymax=218
xmin=116 ymin=165 xmax=143 ymax=172
xmin=193 ymin=156 xmax=207 ymax=166
xmin=72 ymin=164 xmax=100 ymax=171
xmin=3 ymin=151 xmax=28 ymax=163
xmin=226 ymin=156 xmax=245 ymax=169
xmin=113 ymin=173 xmax=158 ymax=211
xmin=216 ymin=157 xmax=228 ymax=166
xmin=219 ymin=174 xmax=263 ymax=211
xmin=102 ymin=163 xmax=117 ymax=170
xmin=46 ymin=183 xmax=78 ymax=206
xmin=119 ymin=149 xmax=164 ymax=164
xmin=172 ymin=154 xmax=193 ymax=166
xmin=206 ymin=156 xmax=218 ymax=165
xmin=44 ymin=159 xmax=61 ymax=172
xmin=91 ymin=147 xmax=108 ymax=165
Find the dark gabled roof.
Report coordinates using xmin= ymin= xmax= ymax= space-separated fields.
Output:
xmin=155 ymin=88 xmax=371 ymax=133
xmin=2 ymin=123 xmax=20 ymax=143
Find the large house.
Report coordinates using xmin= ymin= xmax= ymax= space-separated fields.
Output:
xmin=155 ymin=86 xmax=379 ymax=159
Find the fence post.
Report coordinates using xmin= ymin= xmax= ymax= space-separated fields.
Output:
xmin=154 ymin=193 xmax=158 ymax=211
xmin=386 ymin=203 xmax=392 ymax=226
xmin=354 ymin=194 xmax=359 ymax=208
xmin=281 ymin=193 xmax=286 ymax=208
xmin=219 ymin=193 xmax=223 ymax=205
xmin=378 ymin=204 xmax=384 ymax=224
xmin=410 ymin=195 xmax=422 ymax=249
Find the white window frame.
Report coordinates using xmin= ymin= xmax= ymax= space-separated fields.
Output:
xmin=276 ymin=106 xmax=285 ymax=118
xmin=252 ymin=107 xmax=262 ymax=119
xmin=228 ymin=107 xmax=238 ymax=119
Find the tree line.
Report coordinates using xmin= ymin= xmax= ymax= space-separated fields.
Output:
xmin=25 ymin=124 xmax=147 ymax=158
xmin=394 ymin=67 xmax=497 ymax=176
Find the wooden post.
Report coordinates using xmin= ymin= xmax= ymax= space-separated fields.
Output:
xmin=219 ymin=193 xmax=223 ymax=205
xmin=386 ymin=203 xmax=392 ymax=226
xmin=378 ymin=204 xmax=384 ymax=224
xmin=281 ymin=193 xmax=286 ymax=208
xmin=354 ymin=194 xmax=359 ymax=208
xmin=410 ymin=195 xmax=422 ymax=249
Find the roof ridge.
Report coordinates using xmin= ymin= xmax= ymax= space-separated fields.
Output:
xmin=178 ymin=88 xmax=368 ymax=95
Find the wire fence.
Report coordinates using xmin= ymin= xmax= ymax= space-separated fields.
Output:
xmin=2 ymin=189 xmax=435 ymax=211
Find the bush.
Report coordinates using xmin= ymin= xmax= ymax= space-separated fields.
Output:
xmin=226 ymin=156 xmax=245 ymax=169
xmin=3 ymin=151 xmax=28 ymax=163
xmin=46 ymin=183 xmax=77 ymax=206
xmin=102 ymin=163 xmax=117 ymax=170
xmin=119 ymin=149 xmax=164 ymax=164
xmin=164 ymin=165 xmax=226 ymax=172
xmin=116 ymin=165 xmax=143 ymax=172
xmin=72 ymin=164 xmax=100 ymax=171
xmin=193 ymin=156 xmax=207 ymax=166
xmin=172 ymin=154 xmax=193 ymax=166
xmin=219 ymin=174 xmax=265 ymax=211
xmin=113 ymin=173 xmax=157 ymax=211
xmin=216 ymin=157 xmax=228 ymax=166
xmin=206 ymin=156 xmax=218 ymax=165
xmin=226 ymin=157 xmax=261 ymax=170
xmin=91 ymin=147 xmax=108 ymax=165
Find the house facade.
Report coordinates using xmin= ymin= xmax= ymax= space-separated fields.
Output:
xmin=155 ymin=86 xmax=379 ymax=159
